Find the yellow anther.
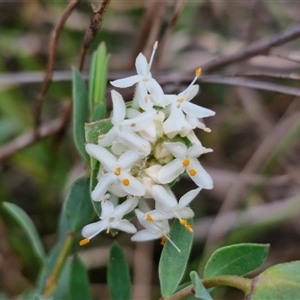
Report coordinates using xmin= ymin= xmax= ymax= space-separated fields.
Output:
xmin=79 ymin=238 xmax=90 ymax=246
xmin=161 ymin=236 xmax=167 ymax=246
xmin=180 ymin=219 xmax=188 ymax=226
xmin=146 ymin=214 xmax=154 ymax=222
xmin=195 ymin=68 xmax=202 ymax=77
xmin=185 ymin=225 xmax=193 ymax=233
xmin=182 ymin=159 xmax=190 ymax=167
xmin=131 ymin=123 xmax=136 ymax=127
xmin=178 ymin=98 xmax=184 ymax=103
xmin=189 ymin=169 xmax=197 ymax=176
xmin=123 ymin=178 xmax=130 ymax=186
xmin=114 ymin=167 xmax=121 ymax=176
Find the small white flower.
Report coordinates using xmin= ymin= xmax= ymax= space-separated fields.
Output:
xmin=110 ymin=42 xmax=165 ymax=109
xmin=85 ymin=144 xmax=146 ymax=201
xmin=131 ymin=208 xmax=170 ymax=242
xmin=152 ymin=185 xmax=201 ymax=232
xmin=98 ymin=90 xmax=155 ymax=156
xmin=80 ymin=196 xmax=138 ymax=245
xmin=163 ymin=68 xmax=215 ymax=138
xmin=157 ymin=142 xmax=213 ymax=189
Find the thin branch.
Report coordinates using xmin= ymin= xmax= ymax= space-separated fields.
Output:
xmin=0 ymin=116 xmax=65 ymax=165
xmin=232 ymin=72 xmax=300 ymax=80
xmin=33 ymin=0 xmax=80 ymax=138
xmin=201 ymin=24 xmax=300 ymax=73
xmin=79 ymin=0 xmax=111 ymax=71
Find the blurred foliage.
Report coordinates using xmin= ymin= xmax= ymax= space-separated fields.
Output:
xmin=0 ymin=1 xmax=300 ymax=299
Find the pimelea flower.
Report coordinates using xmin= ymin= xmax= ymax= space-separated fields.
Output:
xmin=85 ymin=144 xmax=146 ymax=201
xmin=110 ymin=41 xmax=165 ymax=109
xmin=81 ymin=42 xmax=215 ymax=251
xmin=163 ymin=68 xmax=215 ymax=138
xmin=80 ymin=196 xmax=138 ymax=246
xmin=157 ymin=142 xmax=213 ymax=189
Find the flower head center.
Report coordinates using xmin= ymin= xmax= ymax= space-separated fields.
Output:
xmin=114 ymin=167 xmax=122 ymax=176
xmin=182 ymin=159 xmax=190 ymax=167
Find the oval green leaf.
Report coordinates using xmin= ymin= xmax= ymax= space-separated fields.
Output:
xmin=247 ymin=261 xmax=300 ymax=300
xmin=159 ymin=218 xmax=194 ymax=297
xmin=64 ymin=176 xmax=95 ymax=233
xmin=107 ymin=242 xmax=131 ymax=300
xmin=72 ymin=67 xmax=89 ymax=163
xmin=1 ymin=202 xmax=45 ymax=267
xmin=69 ymin=256 xmax=92 ymax=300
xmin=203 ymin=243 xmax=269 ymax=279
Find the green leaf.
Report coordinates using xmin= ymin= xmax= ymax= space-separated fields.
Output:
xmin=85 ymin=118 xmax=113 ymax=144
xmin=72 ymin=67 xmax=89 ymax=163
xmin=1 ymin=202 xmax=45 ymax=267
xmin=159 ymin=218 xmax=194 ymax=297
xmin=203 ymin=243 xmax=269 ymax=279
xmin=64 ymin=177 xmax=95 ymax=233
xmin=89 ymin=42 xmax=109 ymax=120
xmin=248 ymin=261 xmax=300 ymax=300
xmin=190 ymin=271 xmax=213 ymax=300
xmin=107 ymin=242 xmax=131 ymax=300
xmin=69 ymin=256 xmax=92 ymax=300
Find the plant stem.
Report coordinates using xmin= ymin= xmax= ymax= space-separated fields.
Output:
xmin=165 ymin=275 xmax=251 ymax=300
xmin=43 ymin=233 xmax=74 ymax=297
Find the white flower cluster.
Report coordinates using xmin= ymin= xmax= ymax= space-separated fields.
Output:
xmin=80 ymin=42 xmax=215 ymax=249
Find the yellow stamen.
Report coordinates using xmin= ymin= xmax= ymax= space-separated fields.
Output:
xmin=195 ymin=68 xmax=202 ymax=77
xmin=185 ymin=224 xmax=193 ymax=233
xmin=146 ymin=214 xmax=154 ymax=222
xmin=161 ymin=236 xmax=167 ymax=246
xmin=180 ymin=219 xmax=188 ymax=226
xmin=114 ymin=167 xmax=121 ymax=176
xmin=182 ymin=159 xmax=190 ymax=167
xmin=123 ymin=178 xmax=130 ymax=186
xmin=79 ymin=238 xmax=90 ymax=246
xmin=189 ymin=169 xmax=197 ymax=176
xmin=131 ymin=123 xmax=136 ymax=127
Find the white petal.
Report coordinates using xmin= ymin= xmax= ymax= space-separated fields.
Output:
xmin=85 ymin=144 xmax=116 ymax=171
xmin=187 ymin=160 xmax=213 ymax=189
xmin=98 ymin=127 xmax=118 ymax=147
xmin=91 ymin=173 xmax=115 ymax=201
xmin=179 ymin=187 xmax=201 ymax=207
xmin=111 ymin=219 xmax=137 ymax=234
xmin=180 ymin=84 xmax=199 ymax=101
xmin=147 ymin=209 xmax=171 ymax=221
xmin=187 ymin=144 xmax=212 ymax=158
xmin=100 ymin=200 xmax=115 ymax=218
xmin=110 ymin=75 xmax=141 ymax=88
xmin=111 ymin=90 xmax=126 ymax=124
xmin=132 ymin=82 xmax=153 ymax=111
xmin=147 ymin=78 xmax=164 ymax=106
xmin=118 ymin=130 xmax=151 ymax=156
xmin=152 ymin=185 xmax=177 ymax=209
xmin=163 ymin=105 xmax=186 ymax=137
xmin=119 ymin=173 xmax=145 ymax=196
xmin=82 ymin=220 xmax=107 ymax=238
xmin=131 ymin=229 xmax=163 ymax=241
xmin=182 ymin=101 xmax=215 ymax=118
xmin=118 ymin=150 xmax=142 ymax=170
xmin=122 ymin=109 xmax=156 ymax=132
xmin=162 ymin=142 xmax=187 ymax=158
xmin=176 ymin=207 xmax=194 ymax=219
xmin=157 ymin=159 xmax=184 ymax=184
xmin=135 ymin=53 xmax=148 ymax=76
xmin=114 ymin=196 xmax=138 ymax=219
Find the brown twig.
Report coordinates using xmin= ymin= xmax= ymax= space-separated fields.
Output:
xmin=233 ymin=71 xmax=300 ymax=80
xmin=201 ymin=24 xmax=300 ymax=73
xmin=33 ymin=0 xmax=80 ymax=138
xmin=79 ymin=0 xmax=111 ymax=71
